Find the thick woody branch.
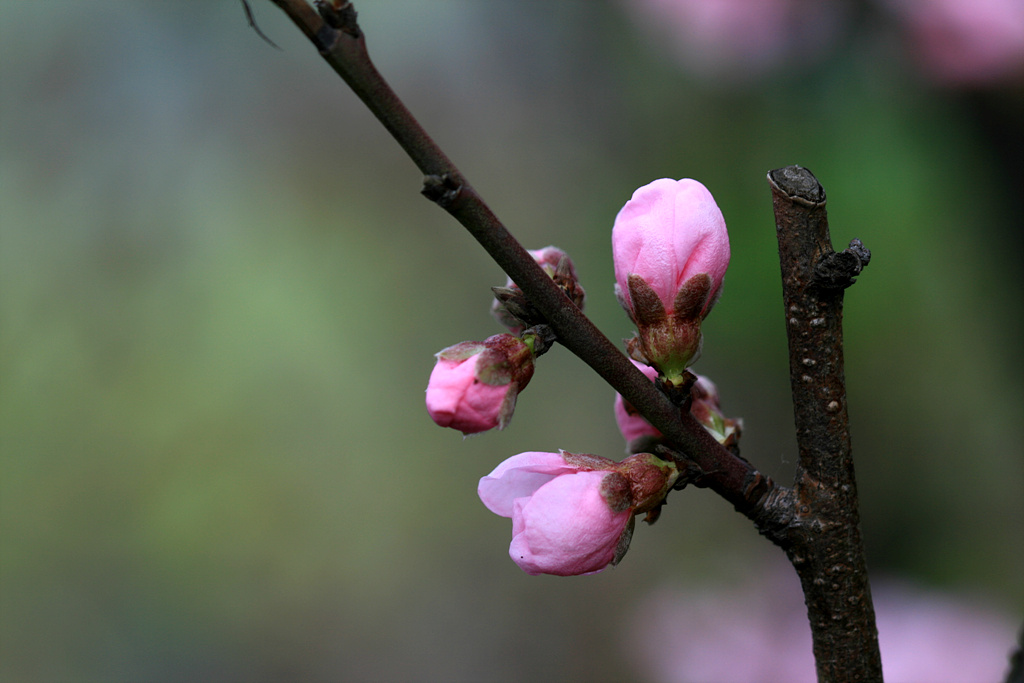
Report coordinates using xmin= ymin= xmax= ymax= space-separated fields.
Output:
xmin=769 ymin=166 xmax=882 ymax=682
xmin=266 ymin=0 xmax=784 ymax=521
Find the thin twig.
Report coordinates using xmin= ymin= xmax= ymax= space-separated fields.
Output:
xmin=241 ymin=0 xmax=281 ymax=49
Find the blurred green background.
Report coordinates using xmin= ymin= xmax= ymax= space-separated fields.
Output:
xmin=2 ymin=1 xmax=1021 ymax=681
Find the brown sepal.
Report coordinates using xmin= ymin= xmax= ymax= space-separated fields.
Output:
xmin=643 ymin=503 xmax=663 ymax=525
xmin=672 ymin=273 xmax=712 ymax=321
xmin=560 ymin=450 xmax=616 ymax=471
xmin=624 ymin=334 xmax=649 ymax=364
xmin=627 ymin=274 xmax=668 ymax=327
xmin=611 ymin=515 xmax=636 ymax=567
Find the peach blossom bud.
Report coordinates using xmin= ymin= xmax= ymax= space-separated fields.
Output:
xmin=612 ymin=179 xmax=730 ymax=382
xmin=478 ymin=450 xmax=677 ymax=576
xmin=614 ymin=361 xmax=664 ymax=449
xmin=492 ymin=246 xmax=586 ymax=334
xmin=425 ymin=334 xmax=534 ymax=435
xmin=614 ymin=360 xmax=741 ymax=451
xmin=613 ymin=179 xmax=730 ymax=318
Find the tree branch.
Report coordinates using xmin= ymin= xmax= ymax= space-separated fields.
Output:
xmin=261 ymin=6 xmax=884 ymax=679
xmin=266 ymin=0 xmax=782 ymax=520
xmin=769 ymin=166 xmax=882 ymax=681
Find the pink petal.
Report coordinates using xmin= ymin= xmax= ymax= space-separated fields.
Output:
xmin=612 ymin=178 xmax=730 ymax=314
xmin=425 ymin=355 xmax=510 ymax=434
xmin=478 ymin=452 xmax=577 ymax=517
xmin=509 ymin=471 xmax=631 ymax=576
xmin=614 ymin=360 xmax=662 ymax=443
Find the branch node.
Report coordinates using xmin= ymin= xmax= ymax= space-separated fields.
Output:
xmin=748 ymin=481 xmax=797 ymax=545
xmin=315 ymin=0 xmax=361 ymax=37
xmin=520 ymin=324 xmax=557 ymax=356
xmin=421 ymin=173 xmax=462 ymax=209
xmin=812 ymin=238 xmax=871 ymax=291
xmin=655 ymin=370 xmax=696 ymax=408
xmin=742 ymin=470 xmax=771 ymax=503
xmin=668 ymin=456 xmax=713 ymax=491
xmin=847 ymin=238 xmax=871 ymax=267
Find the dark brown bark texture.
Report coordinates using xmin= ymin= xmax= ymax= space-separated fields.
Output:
xmin=769 ymin=166 xmax=882 ymax=681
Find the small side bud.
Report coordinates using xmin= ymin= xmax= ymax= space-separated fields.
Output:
xmin=614 ymin=360 xmax=742 ymax=451
xmin=614 ymin=360 xmax=664 ymax=452
xmin=689 ymin=374 xmax=743 ymax=449
xmin=492 ymin=246 xmax=586 ymax=334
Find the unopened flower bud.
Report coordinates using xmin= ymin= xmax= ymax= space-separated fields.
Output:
xmin=614 ymin=360 xmax=741 ymax=450
xmin=689 ymin=373 xmax=742 ymax=448
xmin=478 ymin=450 xmax=677 ymax=576
xmin=492 ymin=246 xmax=586 ymax=334
xmin=612 ymin=179 xmax=730 ymax=383
xmin=614 ymin=360 xmax=664 ymax=454
xmin=425 ymin=334 xmax=535 ymax=435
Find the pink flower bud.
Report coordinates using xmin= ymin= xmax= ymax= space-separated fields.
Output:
xmin=613 ymin=179 xmax=730 ymax=318
xmin=425 ymin=334 xmax=535 ymax=435
xmin=612 ymin=179 xmax=730 ymax=380
xmin=614 ymin=361 xmax=663 ymax=446
xmin=478 ymin=450 xmax=677 ymax=576
xmin=689 ymin=373 xmax=742 ymax=446
xmin=492 ymin=246 xmax=586 ymax=334
xmin=614 ymin=360 xmax=741 ymax=450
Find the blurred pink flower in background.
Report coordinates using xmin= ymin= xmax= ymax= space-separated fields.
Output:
xmin=628 ymin=555 xmax=1019 ymax=683
xmin=882 ymin=0 xmax=1024 ymax=86
xmin=620 ymin=0 xmax=1024 ymax=88
xmin=617 ymin=0 xmax=848 ymax=83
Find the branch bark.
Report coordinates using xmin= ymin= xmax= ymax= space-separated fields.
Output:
xmin=770 ymin=166 xmax=882 ymax=681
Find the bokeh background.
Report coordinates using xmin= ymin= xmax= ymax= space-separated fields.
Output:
xmin=2 ymin=1 xmax=1022 ymax=681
